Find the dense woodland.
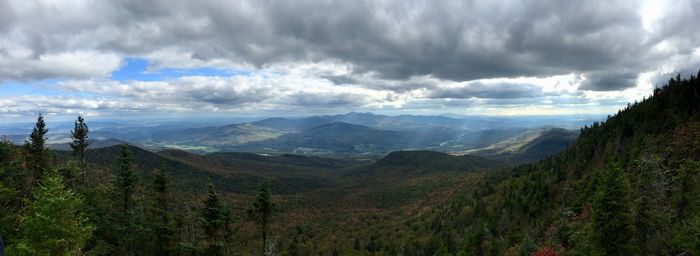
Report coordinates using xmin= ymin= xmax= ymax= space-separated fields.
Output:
xmin=1 ymin=72 xmax=699 ymax=255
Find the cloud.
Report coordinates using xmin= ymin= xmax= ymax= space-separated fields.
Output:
xmin=3 ymin=0 xmax=697 ymax=83
xmin=54 ymin=74 xmax=397 ymax=113
xmin=0 ymin=96 xmax=139 ymax=116
xmin=0 ymin=51 xmax=121 ymax=81
xmin=287 ymin=91 xmax=371 ymax=107
xmin=57 ymin=77 xmax=276 ymax=108
xmin=1 ymin=0 xmax=698 ymax=117
xmin=579 ymin=72 xmax=638 ymax=91
xmin=429 ymin=82 xmax=544 ymax=99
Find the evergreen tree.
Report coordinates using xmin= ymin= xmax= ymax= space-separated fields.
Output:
xmin=15 ymin=174 xmax=93 ymax=255
xmin=113 ymin=144 xmax=139 ymax=254
xmin=25 ymin=114 xmax=50 ymax=187
xmin=201 ymin=182 xmax=230 ymax=256
xmin=152 ymin=168 xmax=176 ymax=255
xmin=115 ymin=144 xmax=138 ymax=214
xmin=591 ymin=162 xmax=634 ymax=255
xmin=249 ymin=179 xmax=274 ymax=255
xmin=0 ymin=139 xmax=23 ymax=243
xmin=69 ymin=115 xmax=90 ymax=183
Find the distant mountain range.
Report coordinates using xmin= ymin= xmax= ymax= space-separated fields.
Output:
xmin=2 ymin=112 xmax=590 ymax=161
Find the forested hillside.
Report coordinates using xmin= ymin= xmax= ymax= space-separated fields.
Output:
xmin=0 ymin=72 xmax=698 ymax=255
xmin=396 ymin=73 xmax=700 ymax=255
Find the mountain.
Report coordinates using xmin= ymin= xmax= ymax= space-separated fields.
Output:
xmin=232 ymin=122 xmax=410 ymax=155
xmin=462 ymin=127 xmax=579 ymax=163
xmin=150 ymin=123 xmax=286 ymax=151
xmin=439 ymin=127 xmax=530 ymax=150
xmin=251 ymin=116 xmax=332 ymax=132
xmin=252 ymin=112 xmax=602 ymax=132
xmin=252 ymin=112 xmax=465 ymax=132
xmin=186 ymin=114 xmax=582 ymax=155
xmin=506 ymin=127 xmax=579 ymax=161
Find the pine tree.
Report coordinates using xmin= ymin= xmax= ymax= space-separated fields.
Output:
xmin=201 ymin=182 xmax=230 ymax=256
xmin=25 ymin=114 xmax=50 ymax=187
xmin=115 ymin=144 xmax=138 ymax=214
xmin=113 ymin=144 xmax=138 ymax=254
xmin=69 ymin=115 xmax=90 ymax=183
xmin=152 ymin=169 xmax=176 ymax=256
xmin=591 ymin=162 xmax=634 ymax=255
xmin=249 ymin=179 xmax=274 ymax=255
xmin=15 ymin=174 xmax=93 ymax=255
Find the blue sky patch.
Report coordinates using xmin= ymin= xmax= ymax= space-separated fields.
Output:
xmin=110 ymin=58 xmax=250 ymax=81
xmin=0 ymin=80 xmax=67 ymax=97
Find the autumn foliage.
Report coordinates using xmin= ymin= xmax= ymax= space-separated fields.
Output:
xmin=530 ymin=247 xmax=558 ymax=256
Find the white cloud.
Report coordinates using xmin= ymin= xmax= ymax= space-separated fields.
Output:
xmin=0 ymin=50 xmax=121 ymax=81
xmin=1 ymin=0 xmax=697 ymax=117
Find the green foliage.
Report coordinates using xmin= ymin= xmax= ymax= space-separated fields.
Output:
xmin=667 ymin=161 xmax=700 ymax=254
xmin=0 ymin=139 xmax=23 ymax=242
xmin=590 ymin=162 xmax=634 ymax=255
xmin=15 ymin=174 xmax=94 ymax=255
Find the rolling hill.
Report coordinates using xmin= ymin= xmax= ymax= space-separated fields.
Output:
xmin=464 ymin=127 xmax=579 ymax=163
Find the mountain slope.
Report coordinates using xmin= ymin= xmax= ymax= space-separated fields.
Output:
xmin=465 ymin=127 xmax=579 ymax=163
xmin=375 ymin=73 xmax=700 ymax=255
xmin=372 ymin=150 xmax=502 ymax=173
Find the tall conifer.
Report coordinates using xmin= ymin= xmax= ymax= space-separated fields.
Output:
xmin=113 ymin=144 xmax=138 ymax=254
xmin=25 ymin=114 xmax=50 ymax=187
xmin=249 ymin=179 xmax=274 ymax=255
xmin=201 ymin=182 xmax=229 ymax=256
xmin=69 ymin=115 xmax=90 ymax=183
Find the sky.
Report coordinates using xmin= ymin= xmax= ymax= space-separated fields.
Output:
xmin=1 ymin=0 xmax=699 ymax=121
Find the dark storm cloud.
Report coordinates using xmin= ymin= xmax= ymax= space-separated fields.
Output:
xmin=323 ymin=74 xmax=438 ymax=92
xmin=2 ymin=0 xmax=699 ymax=91
xmin=579 ymin=72 xmax=638 ymax=91
xmin=429 ymin=82 xmax=544 ymax=99
xmin=0 ymin=1 xmax=14 ymax=33
xmin=288 ymin=91 xmax=369 ymax=107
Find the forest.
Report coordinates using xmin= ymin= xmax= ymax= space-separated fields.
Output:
xmin=1 ymin=71 xmax=699 ymax=255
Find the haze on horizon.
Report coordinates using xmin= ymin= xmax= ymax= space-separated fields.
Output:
xmin=1 ymin=0 xmax=699 ymax=121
